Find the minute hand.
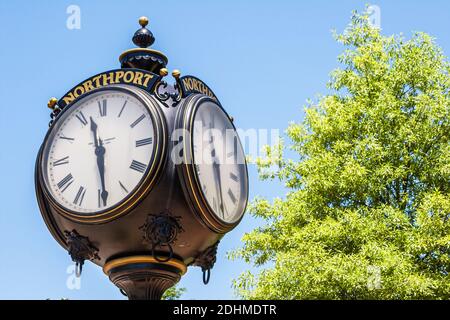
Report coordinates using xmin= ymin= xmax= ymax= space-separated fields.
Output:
xmin=212 ymin=160 xmax=225 ymax=218
xmin=96 ymin=138 xmax=108 ymax=207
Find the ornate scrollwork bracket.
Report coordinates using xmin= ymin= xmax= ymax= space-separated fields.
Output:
xmin=191 ymin=240 xmax=220 ymax=285
xmin=153 ymin=68 xmax=183 ymax=108
xmin=154 ymin=80 xmax=182 ymax=107
xmin=64 ymin=230 xmax=100 ymax=277
xmin=139 ymin=211 xmax=183 ymax=263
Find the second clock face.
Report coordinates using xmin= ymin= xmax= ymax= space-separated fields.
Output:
xmin=41 ymin=89 xmax=156 ymax=215
xmin=191 ymin=101 xmax=248 ymax=224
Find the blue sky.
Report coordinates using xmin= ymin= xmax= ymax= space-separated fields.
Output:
xmin=0 ymin=0 xmax=449 ymax=299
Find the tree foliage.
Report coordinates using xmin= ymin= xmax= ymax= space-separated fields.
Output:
xmin=162 ymin=285 xmax=186 ymax=300
xmin=231 ymin=11 xmax=450 ymax=299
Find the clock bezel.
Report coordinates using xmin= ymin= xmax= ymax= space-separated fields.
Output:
xmin=37 ymin=85 xmax=167 ymax=224
xmin=175 ymin=94 xmax=248 ymax=233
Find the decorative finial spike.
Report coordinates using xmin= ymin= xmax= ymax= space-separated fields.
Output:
xmin=139 ymin=16 xmax=149 ymax=28
xmin=159 ymin=68 xmax=168 ymax=77
xmin=47 ymin=97 xmax=58 ymax=110
xmin=120 ymin=17 xmax=168 ymax=73
xmin=172 ymin=69 xmax=181 ymax=79
xmin=132 ymin=16 xmax=154 ymax=48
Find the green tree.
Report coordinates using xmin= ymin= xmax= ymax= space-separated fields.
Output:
xmin=162 ymin=285 xmax=186 ymax=300
xmin=231 ymin=11 xmax=450 ymax=299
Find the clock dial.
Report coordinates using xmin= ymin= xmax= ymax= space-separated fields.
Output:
xmin=42 ymin=89 xmax=157 ymax=215
xmin=191 ymin=101 xmax=248 ymax=223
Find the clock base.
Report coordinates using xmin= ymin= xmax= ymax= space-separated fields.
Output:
xmin=103 ymin=255 xmax=187 ymax=300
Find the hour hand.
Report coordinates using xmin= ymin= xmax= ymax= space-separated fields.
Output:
xmin=90 ymin=117 xmax=99 ymax=147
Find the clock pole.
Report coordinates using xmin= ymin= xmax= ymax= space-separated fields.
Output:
xmin=104 ymin=256 xmax=186 ymax=300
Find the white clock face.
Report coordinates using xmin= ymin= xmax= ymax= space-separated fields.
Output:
xmin=192 ymin=101 xmax=248 ymax=223
xmin=42 ymin=89 xmax=156 ymax=215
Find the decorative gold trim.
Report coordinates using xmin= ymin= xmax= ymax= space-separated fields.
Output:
xmin=172 ymin=69 xmax=181 ymax=79
xmin=138 ymin=16 xmax=149 ymax=28
xmin=119 ymin=48 xmax=168 ymax=64
xmin=103 ymin=255 xmax=187 ymax=275
xmin=47 ymin=97 xmax=58 ymax=110
xmin=159 ymin=68 xmax=168 ymax=77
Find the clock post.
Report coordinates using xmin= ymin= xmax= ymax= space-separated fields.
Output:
xmin=36 ymin=17 xmax=248 ymax=300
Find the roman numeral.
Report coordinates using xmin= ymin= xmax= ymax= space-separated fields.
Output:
xmin=135 ymin=137 xmax=153 ymax=147
xmin=76 ymin=112 xmax=88 ymax=126
xmin=59 ymin=135 xmax=74 ymax=141
xmin=98 ymin=99 xmax=107 ymax=117
xmin=53 ymin=156 xmax=69 ymax=167
xmin=97 ymin=189 xmax=101 ymax=207
xmin=57 ymin=173 xmax=73 ymax=192
xmin=119 ymin=181 xmax=129 ymax=193
xmin=118 ymin=101 xmax=127 ymax=117
xmin=130 ymin=114 xmax=145 ymax=128
xmin=73 ymin=186 xmax=86 ymax=206
xmin=130 ymin=160 xmax=147 ymax=173
xmin=228 ymin=188 xmax=237 ymax=204
xmin=229 ymin=172 xmax=239 ymax=182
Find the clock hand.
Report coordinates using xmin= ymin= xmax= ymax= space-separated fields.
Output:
xmin=90 ymin=117 xmax=99 ymax=148
xmin=90 ymin=117 xmax=108 ymax=206
xmin=96 ymin=138 xmax=108 ymax=207
xmin=212 ymin=155 xmax=225 ymax=218
xmin=208 ymin=117 xmax=225 ymax=217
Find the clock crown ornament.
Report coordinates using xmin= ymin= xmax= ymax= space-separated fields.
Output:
xmin=133 ymin=16 xmax=154 ymax=47
xmin=37 ymin=16 xmax=248 ymax=300
xmin=119 ymin=16 xmax=168 ymax=74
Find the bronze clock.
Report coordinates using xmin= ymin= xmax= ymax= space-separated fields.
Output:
xmin=35 ymin=17 xmax=248 ymax=299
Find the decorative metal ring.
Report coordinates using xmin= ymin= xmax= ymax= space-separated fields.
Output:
xmin=202 ymin=268 xmax=211 ymax=285
xmin=75 ymin=262 xmax=82 ymax=278
xmin=151 ymin=242 xmax=173 ymax=263
xmin=119 ymin=289 xmax=128 ymax=297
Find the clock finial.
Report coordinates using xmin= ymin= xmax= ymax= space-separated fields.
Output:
xmin=132 ymin=16 xmax=155 ymax=48
xmin=139 ymin=16 xmax=149 ymax=27
xmin=119 ymin=17 xmax=168 ymax=73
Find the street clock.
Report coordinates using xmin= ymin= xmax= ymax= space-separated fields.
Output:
xmin=35 ymin=17 xmax=248 ymax=299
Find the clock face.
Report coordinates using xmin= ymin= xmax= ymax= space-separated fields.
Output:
xmin=41 ymin=88 xmax=157 ymax=215
xmin=191 ymin=101 xmax=248 ymax=224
